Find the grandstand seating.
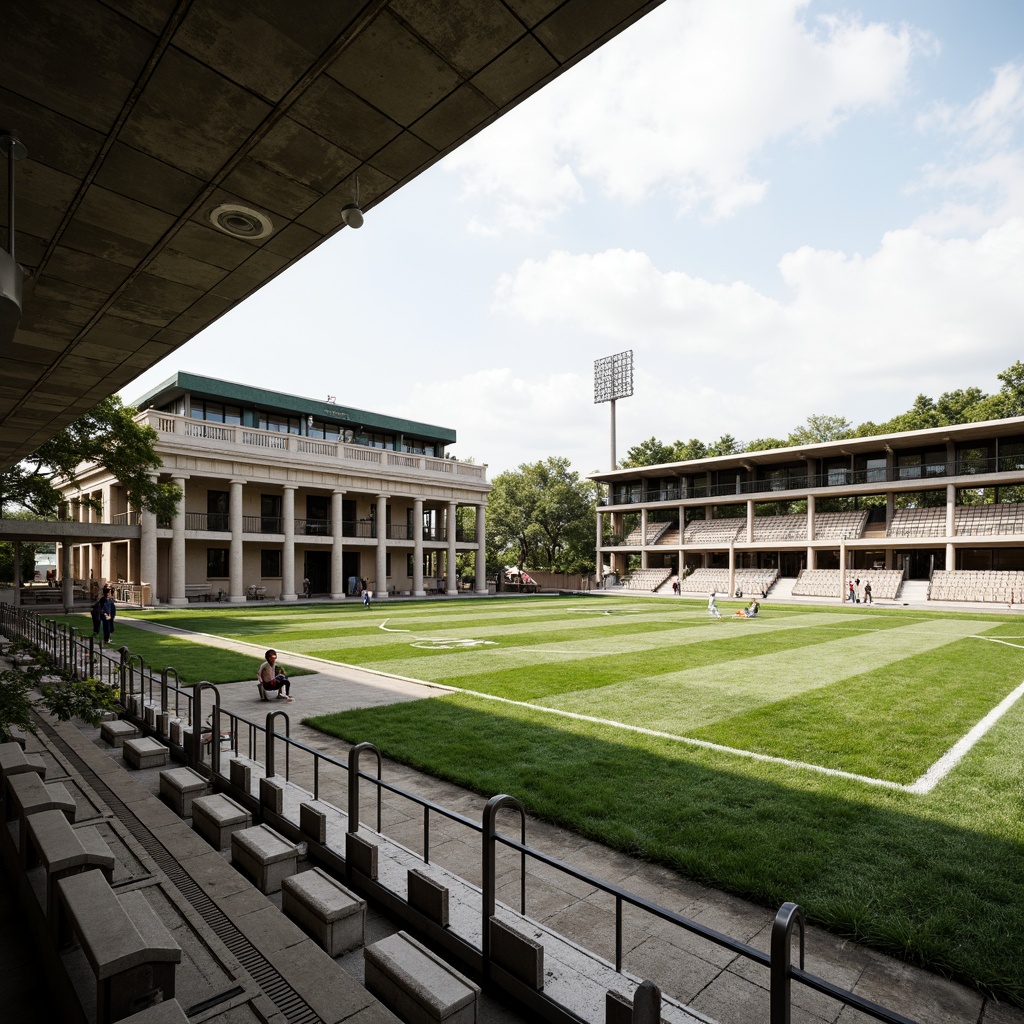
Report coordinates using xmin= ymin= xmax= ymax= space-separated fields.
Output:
xmin=954 ymin=502 xmax=1024 ymax=536
xmin=792 ymin=569 xmax=903 ymax=600
xmin=621 ymin=521 xmax=672 ymax=546
xmin=678 ymin=567 xmax=779 ymax=595
xmin=887 ymin=507 xmax=946 ymax=537
xmin=750 ymin=516 xmax=808 ymax=542
xmin=683 ymin=519 xmax=743 ymax=544
xmin=929 ymin=569 xmax=1024 ymax=603
xmin=813 ymin=511 xmax=869 ymax=540
xmin=622 ymin=567 xmax=673 ymax=591
xmin=656 ymin=527 xmax=681 ymax=546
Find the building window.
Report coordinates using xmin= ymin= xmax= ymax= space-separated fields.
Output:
xmin=407 ymin=553 xmax=414 ymax=577
xmin=259 ymin=412 xmax=301 ymax=434
xmin=207 ymin=548 xmax=229 ymax=578
xmin=261 ymin=550 xmax=282 ymax=578
xmin=208 ymin=490 xmax=229 ymax=532
xmin=190 ymin=400 xmax=242 ymax=424
xmin=386 ymin=553 xmax=391 ymax=576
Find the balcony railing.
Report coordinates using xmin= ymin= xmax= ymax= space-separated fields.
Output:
xmin=608 ymin=455 xmax=1024 ymax=506
xmin=145 ymin=411 xmax=488 ymax=483
xmin=185 ymin=512 xmax=229 ymax=531
xmin=110 ymin=512 xmax=140 ymax=526
xmin=296 ymin=518 xmax=330 ymax=536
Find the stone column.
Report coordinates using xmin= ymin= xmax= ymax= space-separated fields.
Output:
xmin=946 ymin=482 xmax=956 ymax=537
xmin=839 ymin=540 xmax=847 ymax=602
xmin=475 ymin=503 xmax=487 ymax=595
xmin=728 ymin=543 xmax=736 ymax=599
xmin=168 ymin=476 xmax=187 ymax=605
xmin=282 ymin=484 xmax=297 ymax=602
xmin=228 ymin=478 xmax=245 ymax=603
xmin=331 ymin=488 xmax=346 ymax=599
xmin=446 ymin=501 xmax=458 ymax=595
xmin=61 ymin=538 xmax=74 ymax=612
xmin=375 ymin=494 xmax=389 ymax=599
xmin=595 ymin=510 xmax=604 ymax=588
xmin=81 ymin=495 xmax=92 ymax=582
xmin=807 ymin=493 xmax=816 ymax=541
xmin=12 ymin=542 xmax=21 ymax=606
xmin=413 ymin=498 xmax=425 ymax=596
xmin=101 ymin=483 xmax=113 ymax=581
xmin=140 ymin=477 xmax=158 ymax=604
xmin=746 ymin=499 xmax=754 ymax=544
xmin=806 ymin=545 xmax=815 ymax=570
xmin=945 ymin=542 xmax=955 ymax=572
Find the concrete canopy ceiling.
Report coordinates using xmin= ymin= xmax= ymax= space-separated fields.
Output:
xmin=0 ymin=0 xmax=664 ymax=472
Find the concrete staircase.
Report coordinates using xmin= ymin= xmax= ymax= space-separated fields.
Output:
xmin=768 ymin=576 xmax=796 ymax=601
xmin=896 ymin=579 xmax=930 ymax=605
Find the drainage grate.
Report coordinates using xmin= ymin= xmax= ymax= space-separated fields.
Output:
xmin=41 ymin=721 xmax=325 ymax=1024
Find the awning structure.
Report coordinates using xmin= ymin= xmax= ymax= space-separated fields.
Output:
xmin=0 ymin=0 xmax=665 ymax=472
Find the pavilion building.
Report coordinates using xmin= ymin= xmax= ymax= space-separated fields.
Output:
xmin=58 ymin=372 xmax=490 ymax=604
xmin=591 ymin=417 xmax=1024 ymax=604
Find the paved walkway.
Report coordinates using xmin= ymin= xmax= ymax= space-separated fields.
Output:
xmin=119 ymin=608 xmax=1024 ymax=1024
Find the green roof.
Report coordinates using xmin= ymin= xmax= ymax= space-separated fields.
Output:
xmin=133 ymin=372 xmax=457 ymax=443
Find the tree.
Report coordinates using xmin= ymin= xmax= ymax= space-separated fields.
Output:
xmin=487 ymin=457 xmax=596 ymax=573
xmin=0 ymin=396 xmax=180 ymax=519
xmin=0 ymin=511 xmax=44 ymax=585
xmin=745 ymin=437 xmax=787 ymax=452
xmin=788 ymin=414 xmax=853 ymax=445
xmin=707 ymin=434 xmax=741 ymax=457
xmin=621 ymin=437 xmax=679 ymax=468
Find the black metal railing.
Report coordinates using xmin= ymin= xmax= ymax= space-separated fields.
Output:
xmin=607 ymin=455 xmax=1024 ymax=506
xmin=0 ymin=601 xmax=921 ymax=1024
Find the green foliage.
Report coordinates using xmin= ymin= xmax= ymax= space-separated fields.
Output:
xmin=0 ymin=670 xmax=36 ymax=742
xmin=486 ymin=457 xmax=596 ymax=573
xmin=39 ymin=675 xmax=120 ymax=727
xmin=0 ymin=395 xmax=181 ymax=518
xmin=787 ymin=414 xmax=854 ymax=445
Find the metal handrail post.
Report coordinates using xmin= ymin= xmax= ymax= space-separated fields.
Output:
xmin=634 ymin=981 xmax=661 ymax=1024
xmin=347 ymin=742 xmax=382 ymax=833
xmin=770 ymin=901 xmax=805 ymax=1024
xmin=265 ymin=710 xmax=289 ymax=778
xmin=193 ymin=683 xmax=221 ymax=775
xmin=118 ymin=646 xmax=130 ymax=706
xmin=481 ymin=794 xmax=525 ymax=977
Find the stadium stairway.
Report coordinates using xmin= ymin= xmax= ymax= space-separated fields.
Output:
xmin=767 ymin=577 xmax=796 ymax=601
xmin=897 ymin=579 xmax=931 ymax=605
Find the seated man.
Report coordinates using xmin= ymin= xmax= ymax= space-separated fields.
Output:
xmin=258 ymin=648 xmax=293 ymax=701
xmin=736 ymin=599 xmax=760 ymax=618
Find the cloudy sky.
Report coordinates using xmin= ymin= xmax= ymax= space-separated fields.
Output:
xmin=122 ymin=0 xmax=1024 ymax=478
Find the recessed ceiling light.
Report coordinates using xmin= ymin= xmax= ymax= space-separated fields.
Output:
xmin=210 ymin=204 xmax=273 ymax=239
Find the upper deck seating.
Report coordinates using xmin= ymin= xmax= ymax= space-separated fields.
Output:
xmin=683 ymin=519 xmax=743 ymax=544
xmin=621 ymin=522 xmax=672 ymax=546
xmin=887 ymin=507 xmax=946 ymax=537
xmin=954 ymin=502 xmax=1024 ymax=536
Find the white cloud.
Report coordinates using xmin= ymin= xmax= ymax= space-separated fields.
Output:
xmin=913 ymin=63 xmax=1024 ymax=234
xmin=487 ymin=219 xmax=1024 ymax=465
xmin=446 ymin=0 xmax=919 ymax=231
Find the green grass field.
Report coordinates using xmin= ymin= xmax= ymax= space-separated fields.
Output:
xmin=130 ymin=596 xmax=1024 ymax=1004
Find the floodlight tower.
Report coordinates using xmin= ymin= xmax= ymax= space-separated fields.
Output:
xmin=594 ymin=349 xmax=634 ymax=470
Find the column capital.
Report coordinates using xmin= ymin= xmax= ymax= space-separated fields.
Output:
xmin=229 ymin=477 xmax=247 ymax=485
xmin=332 ymin=487 xmax=346 ymax=496
xmin=376 ymin=493 xmax=390 ymax=501
xmin=282 ymin=482 xmax=298 ymax=492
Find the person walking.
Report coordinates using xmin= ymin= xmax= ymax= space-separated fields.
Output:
xmin=708 ymin=592 xmax=721 ymax=619
xmin=363 ymin=587 xmax=371 ymax=608
xmin=92 ymin=586 xmax=116 ymax=644
xmin=258 ymin=649 xmax=293 ymax=701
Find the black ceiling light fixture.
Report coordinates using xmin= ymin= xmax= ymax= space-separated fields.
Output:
xmin=0 ymin=131 xmax=28 ymax=340
xmin=340 ymin=175 xmax=363 ymax=229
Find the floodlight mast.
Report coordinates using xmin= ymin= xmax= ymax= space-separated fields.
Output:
xmin=594 ymin=350 xmax=634 ymax=470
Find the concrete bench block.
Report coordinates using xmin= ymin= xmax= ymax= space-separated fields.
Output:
xmin=408 ymin=869 xmax=449 ymax=928
xmin=57 ymin=869 xmax=181 ymax=1024
xmin=119 ymin=998 xmax=190 ymax=1023
xmin=144 ymin=704 xmax=158 ymax=729
xmin=365 ymin=930 xmax=480 ymax=1024
xmin=100 ymin=719 xmax=139 ymax=748
xmin=8 ymin=725 xmax=29 ymax=750
xmin=346 ymin=832 xmax=378 ymax=879
xmin=0 ymin=740 xmax=46 ymax=783
xmin=8 ymin=774 xmax=76 ymax=858
xmin=299 ymin=800 xmax=328 ymax=844
xmin=123 ymin=737 xmax=169 ymax=770
xmin=489 ymin=917 xmax=544 ymax=991
xmin=26 ymin=809 xmax=115 ymax=938
xmin=158 ymin=767 xmax=211 ymax=818
xmin=605 ymin=986 xmax=666 ymax=1024
xmin=259 ymin=776 xmax=285 ymax=814
xmin=191 ymin=793 xmax=251 ymax=851
xmin=230 ymin=823 xmax=298 ymax=894
xmin=229 ymin=758 xmax=251 ymax=791
xmin=128 ymin=695 xmax=143 ymax=719
xmin=281 ymin=866 xmax=366 ymax=955
xmin=169 ymin=721 xmax=184 ymax=747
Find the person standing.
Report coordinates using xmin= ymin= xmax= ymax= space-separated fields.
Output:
xmin=93 ymin=586 xmax=116 ymax=644
xmin=864 ymin=580 xmax=873 ymax=604
xmin=708 ymin=592 xmax=721 ymax=619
